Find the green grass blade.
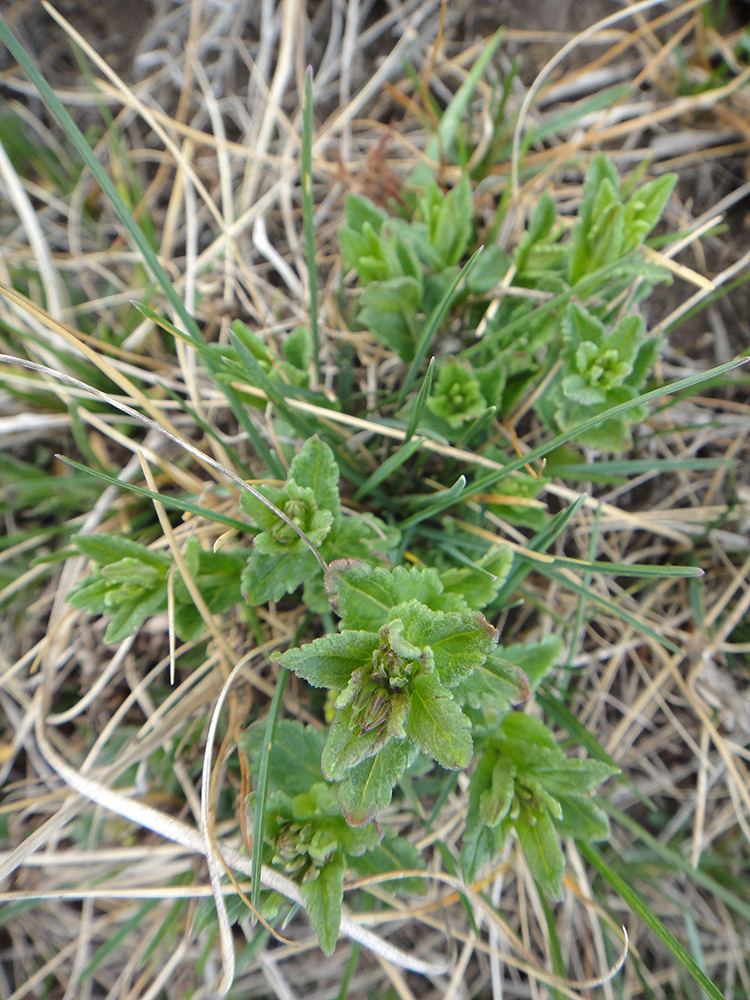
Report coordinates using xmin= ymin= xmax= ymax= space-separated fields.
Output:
xmin=354 ymin=436 xmax=425 ymax=502
xmin=57 ymin=457 xmax=250 ymax=533
xmin=79 ymin=901 xmax=159 ymax=983
xmin=399 ymin=475 xmax=467 ymax=530
xmin=250 ymin=668 xmax=289 ymax=916
xmin=302 ymin=68 xmax=320 ymax=381
xmin=410 ymin=27 xmax=505 ymax=184
xmin=396 ymin=247 xmax=483 ymax=408
xmin=579 ymin=842 xmax=725 ymax=1000
xmin=548 ymin=557 xmax=701 ymax=579
xmin=404 ymin=356 xmax=436 ymax=443
xmin=548 ymin=457 xmax=735 ymax=482
xmin=494 ymin=494 xmax=588 ymax=606
xmin=535 ymin=567 xmax=682 ymax=655
xmin=605 ymin=803 xmax=750 ymax=925
xmin=0 ymin=17 xmax=203 ymax=347
xmin=565 ymin=501 xmax=601 ymax=672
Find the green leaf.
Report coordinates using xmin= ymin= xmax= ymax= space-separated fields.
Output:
xmin=350 ymin=828 xmax=426 ymax=895
xmin=407 ymin=672 xmax=473 ymax=769
xmin=240 ymin=720 xmax=326 ymax=799
xmin=460 ymin=823 xmax=498 ymax=886
xmin=480 ymin=756 xmax=516 ymax=828
xmin=172 ymin=541 xmax=246 ymax=641
xmin=515 ymin=806 xmax=565 ymax=900
xmin=325 ymin=561 xmax=445 ymax=629
xmin=439 ymin=547 xmax=513 ymax=610
xmin=498 ymin=711 xmax=558 ymax=752
xmin=74 ymin=534 xmax=170 ymax=571
xmin=321 ymin=704 xmax=394 ymax=781
xmin=288 ymin=436 xmax=340 ymax=520
xmin=515 ymin=191 xmax=557 ymax=273
xmin=338 ymin=740 xmax=417 ymax=826
xmin=406 ymin=608 xmax=499 ymax=685
xmin=241 ymin=547 xmax=319 ymax=605
xmin=556 ymin=795 xmax=611 ymax=842
xmin=453 ymin=653 xmax=530 ymax=714
xmin=102 ymin=585 xmax=168 ymax=644
xmin=358 ymin=278 xmax=421 ymax=360
xmin=344 ymin=193 xmax=386 ymax=237
xmin=66 ymin=573 xmax=109 ymax=614
xmin=623 ymin=172 xmax=677 ymax=252
xmin=277 ymin=630 xmax=378 ymax=689
xmin=299 ymin=851 xmax=346 ymax=955
xmin=497 ymin=636 xmax=563 ymax=692
xmin=525 ymin=757 xmax=619 ymax=798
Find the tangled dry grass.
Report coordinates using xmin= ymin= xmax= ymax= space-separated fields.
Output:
xmin=1 ymin=1 xmax=750 ymax=998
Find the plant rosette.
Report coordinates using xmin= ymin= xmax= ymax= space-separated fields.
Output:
xmin=277 ymin=560 xmax=500 ymax=824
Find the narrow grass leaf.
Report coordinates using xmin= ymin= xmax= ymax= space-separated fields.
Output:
xmin=404 ymin=355 xmax=436 ymax=443
xmin=56 ymin=457 xmax=249 ymax=532
xmin=79 ymin=901 xmax=158 ymax=983
xmin=579 ymin=843 xmax=725 ymax=1000
xmin=354 ymin=436 xmax=424 ymax=501
xmin=400 ymin=475 xmax=466 ymax=530
xmin=495 ymin=495 xmax=587 ymax=606
xmin=251 ymin=668 xmax=289 ymax=916
xmin=549 ymin=457 xmax=735 ymax=482
xmin=548 ymin=557 xmax=701 ymax=578
xmin=538 ymin=567 xmax=683 ymax=655
xmin=0 ymin=19 xmax=203 ymax=347
xmin=605 ymin=803 xmax=750 ymax=925
xmin=302 ymin=68 xmax=320 ymax=379
xmin=411 ymin=27 xmax=504 ymax=185
xmin=397 ymin=248 xmax=483 ymax=408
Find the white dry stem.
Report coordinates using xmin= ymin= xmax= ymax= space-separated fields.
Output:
xmin=0 ymin=135 xmax=66 ymax=325
xmin=17 ymin=720 xmax=450 ymax=986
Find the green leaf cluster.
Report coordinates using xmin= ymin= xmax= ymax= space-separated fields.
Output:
xmin=341 ymin=152 xmax=676 ymax=459
xmin=240 ymin=437 xmax=397 ymax=609
xmin=278 ymin=560 xmax=499 ymax=824
xmin=535 ymin=303 xmax=660 ymax=450
xmin=240 ymin=720 xmax=423 ymax=954
xmin=461 ymin=712 xmax=618 ymax=898
xmin=67 ymin=535 xmax=171 ymax=644
xmin=67 ymin=535 xmax=246 ymax=644
xmin=339 ymin=176 xmax=473 ymax=361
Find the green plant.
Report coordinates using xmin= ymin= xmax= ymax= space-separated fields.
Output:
xmin=340 ymin=151 xmax=676 ymax=458
xmin=2 ymin=13 xmax=745 ymax=999
xmin=47 ymin=131 xmax=738 ymax=972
